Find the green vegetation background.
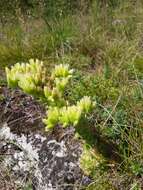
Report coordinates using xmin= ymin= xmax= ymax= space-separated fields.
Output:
xmin=0 ymin=0 xmax=143 ymax=189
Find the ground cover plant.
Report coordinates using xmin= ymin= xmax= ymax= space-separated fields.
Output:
xmin=0 ymin=0 xmax=143 ymax=189
xmin=5 ymin=59 xmax=95 ymax=130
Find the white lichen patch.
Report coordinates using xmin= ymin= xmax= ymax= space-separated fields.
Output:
xmin=0 ymin=123 xmax=45 ymax=182
xmin=0 ymin=124 xmax=91 ymax=190
xmin=0 ymin=123 xmax=14 ymax=140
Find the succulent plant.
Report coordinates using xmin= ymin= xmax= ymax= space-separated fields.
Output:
xmin=77 ymin=96 xmax=95 ymax=114
xmin=6 ymin=59 xmax=47 ymax=96
xmin=5 ymin=59 xmax=95 ymax=130
xmin=55 ymin=77 xmax=69 ymax=92
xmin=52 ymin=64 xmax=73 ymax=79
xmin=59 ymin=105 xmax=82 ymax=127
xmin=43 ymin=107 xmax=60 ymax=130
xmin=5 ymin=62 xmax=26 ymax=88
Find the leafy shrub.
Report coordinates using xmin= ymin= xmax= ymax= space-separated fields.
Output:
xmin=5 ymin=59 xmax=95 ymax=130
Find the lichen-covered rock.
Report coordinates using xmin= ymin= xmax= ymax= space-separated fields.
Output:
xmin=0 ymin=88 xmax=91 ymax=190
xmin=33 ymin=126 xmax=85 ymax=190
xmin=0 ymin=125 xmax=91 ymax=190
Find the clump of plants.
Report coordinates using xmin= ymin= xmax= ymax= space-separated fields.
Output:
xmin=5 ymin=59 xmax=95 ymax=130
xmin=6 ymin=59 xmax=47 ymax=97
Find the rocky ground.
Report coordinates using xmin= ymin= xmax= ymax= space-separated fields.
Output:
xmin=0 ymin=88 xmax=91 ymax=190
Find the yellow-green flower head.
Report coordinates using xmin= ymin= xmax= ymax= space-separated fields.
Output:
xmin=55 ymin=77 xmax=69 ymax=92
xmin=52 ymin=64 xmax=73 ymax=78
xmin=5 ymin=59 xmax=46 ymax=95
xmin=43 ymin=107 xmax=60 ymax=130
xmin=5 ymin=63 xmax=25 ymax=88
xmin=77 ymin=96 xmax=95 ymax=113
xmin=60 ymin=105 xmax=82 ymax=127
xmin=44 ymin=86 xmax=52 ymax=99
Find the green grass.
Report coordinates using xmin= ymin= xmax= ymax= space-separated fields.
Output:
xmin=0 ymin=0 xmax=143 ymax=189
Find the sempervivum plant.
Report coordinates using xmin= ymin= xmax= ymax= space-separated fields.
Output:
xmin=51 ymin=64 xmax=73 ymax=79
xmin=5 ymin=59 xmax=95 ymax=130
xmin=77 ymin=96 xmax=95 ymax=114
xmin=5 ymin=59 xmax=47 ymax=97
xmin=43 ymin=96 xmax=95 ymax=130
